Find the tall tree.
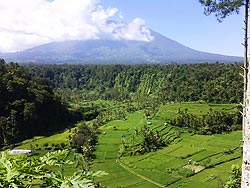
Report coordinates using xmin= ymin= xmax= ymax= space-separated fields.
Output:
xmin=199 ymin=1 xmax=248 ymax=187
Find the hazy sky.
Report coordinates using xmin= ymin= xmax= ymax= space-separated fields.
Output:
xmin=0 ymin=0 xmax=244 ymax=56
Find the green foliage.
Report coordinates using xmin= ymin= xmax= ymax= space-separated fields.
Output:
xmin=170 ymin=108 xmax=241 ymax=134
xmin=199 ymin=0 xmax=243 ymax=22
xmin=23 ymin=63 xmax=243 ymax=104
xmin=0 ymin=60 xmax=80 ymax=148
xmin=126 ymin=126 xmax=169 ymax=155
xmin=224 ymin=165 xmax=241 ymax=188
xmin=0 ymin=149 xmax=106 ymax=187
xmin=71 ymin=122 xmax=97 ymax=156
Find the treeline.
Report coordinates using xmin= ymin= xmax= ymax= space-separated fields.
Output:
xmin=170 ymin=108 xmax=242 ymax=135
xmin=24 ymin=63 xmax=243 ymax=103
xmin=0 ymin=60 xmax=81 ymax=148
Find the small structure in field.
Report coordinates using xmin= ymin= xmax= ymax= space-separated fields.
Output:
xmin=147 ymin=122 xmax=152 ymax=125
xmin=9 ymin=149 xmax=32 ymax=155
xmin=193 ymin=161 xmax=199 ymax=166
xmin=164 ymin=123 xmax=168 ymax=126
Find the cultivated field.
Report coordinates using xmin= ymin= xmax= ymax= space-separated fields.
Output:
xmin=12 ymin=102 xmax=242 ymax=187
xmin=93 ymin=103 xmax=242 ymax=188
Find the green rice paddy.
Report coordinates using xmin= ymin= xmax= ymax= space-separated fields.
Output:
xmin=13 ymin=102 xmax=242 ymax=187
xmin=93 ymin=103 xmax=242 ymax=188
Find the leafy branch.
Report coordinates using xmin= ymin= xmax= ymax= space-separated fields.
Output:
xmin=0 ymin=149 xmax=107 ymax=187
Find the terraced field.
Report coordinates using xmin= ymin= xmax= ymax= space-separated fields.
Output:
xmin=93 ymin=103 xmax=242 ymax=188
xmin=12 ymin=102 xmax=241 ymax=187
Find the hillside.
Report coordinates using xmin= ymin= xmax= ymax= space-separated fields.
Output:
xmin=2 ymin=30 xmax=243 ymax=64
xmin=24 ymin=63 xmax=243 ymax=103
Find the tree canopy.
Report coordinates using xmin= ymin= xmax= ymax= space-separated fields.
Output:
xmin=199 ymin=0 xmax=243 ymax=21
xmin=24 ymin=63 xmax=243 ymax=103
xmin=0 ymin=60 xmax=80 ymax=148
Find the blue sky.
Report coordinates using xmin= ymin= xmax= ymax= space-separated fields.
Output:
xmin=0 ymin=0 xmax=244 ymax=56
xmin=101 ymin=0 xmax=244 ymax=56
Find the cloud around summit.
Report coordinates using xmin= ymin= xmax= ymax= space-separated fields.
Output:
xmin=0 ymin=0 xmax=153 ymax=53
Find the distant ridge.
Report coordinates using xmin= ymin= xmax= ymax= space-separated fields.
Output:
xmin=1 ymin=30 xmax=243 ymax=64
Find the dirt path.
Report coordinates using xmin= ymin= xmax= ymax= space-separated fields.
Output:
xmin=117 ymin=160 xmax=166 ymax=188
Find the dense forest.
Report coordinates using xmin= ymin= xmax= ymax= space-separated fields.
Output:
xmin=0 ymin=59 xmax=81 ymax=148
xmin=24 ymin=63 xmax=243 ymax=103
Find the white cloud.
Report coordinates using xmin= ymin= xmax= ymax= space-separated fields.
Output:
xmin=0 ymin=0 xmax=154 ymax=52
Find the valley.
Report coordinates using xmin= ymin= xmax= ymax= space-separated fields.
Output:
xmin=0 ymin=62 xmax=243 ymax=187
xmin=0 ymin=1 xmax=246 ymax=187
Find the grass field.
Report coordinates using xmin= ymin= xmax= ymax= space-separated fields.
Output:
xmin=14 ymin=129 xmax=72 ymax=150
xmin=93 ymin=103 xmax=242 ymax=188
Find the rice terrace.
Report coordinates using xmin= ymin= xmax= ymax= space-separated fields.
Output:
xmin=7 ymin=101 xmax=242 ymax=187
xmin=93 ymin=103 xmax=242 ymax=188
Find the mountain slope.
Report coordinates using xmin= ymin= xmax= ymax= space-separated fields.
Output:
xmin=2 ymin=30 xmax=243 ymax=64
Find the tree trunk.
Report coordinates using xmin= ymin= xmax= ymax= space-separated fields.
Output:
xmin=242 ymin=0 xmax=250 ymax=187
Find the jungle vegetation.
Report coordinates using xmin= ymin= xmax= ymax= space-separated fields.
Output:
xmin=24 ymin=62 xmax=242 ymax=103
